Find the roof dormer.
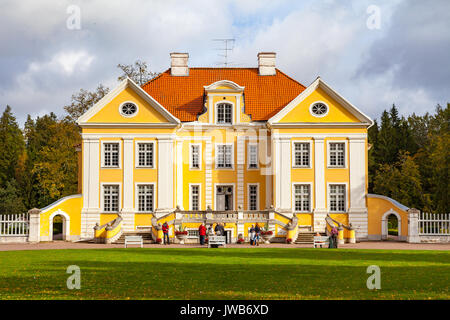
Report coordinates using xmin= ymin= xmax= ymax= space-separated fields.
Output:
xmin=202 ymin=80 xmax=245 ymax=125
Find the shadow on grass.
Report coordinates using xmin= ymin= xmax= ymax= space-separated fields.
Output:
xmin=98 ymin=248 xmax=450 ymax=265
xmin=0 ymin=257 xmax=449 ymax=300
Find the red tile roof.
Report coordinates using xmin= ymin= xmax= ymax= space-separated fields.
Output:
xmin=141 ymin=68 xmax=306 ymax=121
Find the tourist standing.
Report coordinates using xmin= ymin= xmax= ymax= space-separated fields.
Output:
xmin=199 ymin=223 xmax=206 ymax=245
xmin=330 ymin=226 xmax=338 ymax=249
xmin=162 ymin=221 xmax=170 ymax=245
xmin=249 ymin=225 xmax=256 ymax=246
xmin=254 ymin=223 xmax=261 ymax=246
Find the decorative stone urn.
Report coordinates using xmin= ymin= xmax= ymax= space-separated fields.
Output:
xmin=261 ymin=231 xmax=274 ymax=244
xmin=175 ymin=231 xmax=188 ymax=244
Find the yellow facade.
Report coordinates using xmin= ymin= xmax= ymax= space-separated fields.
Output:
xmin=33 ymin=65 xmax=411 ymax=244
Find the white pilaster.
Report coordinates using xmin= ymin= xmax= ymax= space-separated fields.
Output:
xmin=81 ymin=138 xmax=100 ymax=239
xmin=176 ymin=141 xmax=183 ymax=209
xmin=349 ymin=138 xmax=367 ymax=210
xmin=237 ymin=137 xmax=245 ymax=209
xmin=348 ymin=138 xmax=368 ymax=239
xmin=313 ymin=137 xmax=327 ymax=232
xmin=280 ymin=138 xmax=291 ymax=210
xmin=265 ymin=137 xmax=272 ymax=208
xmin=157 ymin=138 xmax=174 ymax=212
xmin=205 ymin=140 xmax=213 ymax=209
xmin=81 ymin=138 xmax=90 ymax=211
xmin=274 ymin=137 xmax=291 ymax=211
xmin=121 ymin=138 xmax=134 ymax=232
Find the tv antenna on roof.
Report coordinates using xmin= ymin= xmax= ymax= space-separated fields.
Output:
xmin=212 ymin=38 xmax=235 ymax=67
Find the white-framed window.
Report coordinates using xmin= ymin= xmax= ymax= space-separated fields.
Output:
xmin=102 ymin=184 xmax=120 ymax=212
xmin=292 ymin=142 xmax=311 ymax=168
xmin=216 ymin=103 xmax=233 ymax=124
xmin=248 ymin=184 xmax=259 ymax=210
xmin=328 ymin=141 xmax=346 ymax=168
xmin=309 ymin=101 xmax=329 ymax=118
xmin=136 ymin=184 xmax=154 ymax=212
xmin=247 ymin=144 xmax=259 ymax=169
xmin=189 ymin=143 xmax=202 ymax=170
xmin=102 ymin=142 xmax=120 ymax=168
xmin=215 ymin=143 xmax=234 ymax=169
xmin=328 ymin=184 xmax=346 ymax=212
xmin=136 ymin=142 xmax=154 ymax=168
xmin=189 ymin=184 xmax=201 ymax=211
xmin=293 ymin=184 xmax=311 ymax=212
xmin=119 ymin=101 xmax=139 ymax=118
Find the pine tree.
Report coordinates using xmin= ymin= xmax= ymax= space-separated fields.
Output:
xmin=0 ymin=180 xmax=26 ymax=214
xmin=0 ymin=106 xmax=25 ymax=188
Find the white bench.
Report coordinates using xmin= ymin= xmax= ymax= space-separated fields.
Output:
xmin=208 ymin=235 xmax=226 ymax=248
xmin=124 ymin=235 xmax=143 ymax=248
xmin=313 ymin=236 xmax=330 ymax=248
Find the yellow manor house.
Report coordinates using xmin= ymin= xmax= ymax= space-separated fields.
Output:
xmin=26 ymin=52 xmax=421 ymax=245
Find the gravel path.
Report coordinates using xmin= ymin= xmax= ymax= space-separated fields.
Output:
xmin=0 ymin=241 xmax=449 ymax=251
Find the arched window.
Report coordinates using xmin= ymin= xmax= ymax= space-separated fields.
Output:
xmin=216 ymin=103 xmax=232 ymax=124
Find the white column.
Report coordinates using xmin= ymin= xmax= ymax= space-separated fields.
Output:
xmin=280 ymin=138 xmax=291 ymax=211
xmin=121 ymin=138 xmax=134 ymax=232
xmin=273 ymin=137 xmax=281 ymax=209
xmin=81 ymin=138 xmax=90 ymax=212
xmin=81 ymin=138 xmax=100 ymax=239
xmin=156 ymin=138 xmax=174 ymax=213
xmin=348 ymin=138 xmax=368 ymax=240
xmin=313 ymin=137 xmax=327 ymax=232
xmin=274 ymin=137 xmax=291 ymax=213
xmin=176 ymin=140 xmax=183 ymax=209
xmin=205 ymin=140 xmax=213 ymax=209
xmin=88 ymin=139 xmax=100 ymax=209
xmin=237 ymin=137 xmax=245 ymax=209
xmin=263 ymin=133 xmax=272 ymax=209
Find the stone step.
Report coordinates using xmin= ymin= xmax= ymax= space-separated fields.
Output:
xmin=295 ymin=232 xmax=326 ymax=244
xmin=115 ymin=240 xmax=154 ymax=244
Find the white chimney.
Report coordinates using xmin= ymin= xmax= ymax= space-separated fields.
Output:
xmin=170 ymin=52 xmax=189 ymax=76
xmin=257 ymin=52 xmax=276 ymax=76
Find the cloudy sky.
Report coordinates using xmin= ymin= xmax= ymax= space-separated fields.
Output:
xmin=1 ymin=0 xmax=449 ymax=125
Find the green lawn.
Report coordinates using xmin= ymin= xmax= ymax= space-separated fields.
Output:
xmin=0 ymin=248 xmax=449 ymax=300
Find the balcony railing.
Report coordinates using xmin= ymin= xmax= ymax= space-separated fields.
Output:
xmin=174 ymin=209 xmax=270 ymax=222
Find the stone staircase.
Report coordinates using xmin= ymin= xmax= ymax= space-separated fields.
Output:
xmin=113 ymin=232 xmax=154 ymax=245
xmin=295 ymin=232 xmax=321 ymax=244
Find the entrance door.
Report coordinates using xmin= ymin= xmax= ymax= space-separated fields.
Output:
xmin=216 ymin=186 xmax=233 ymax=211
xmin=52 ymin=215 xmax=64 ymax=240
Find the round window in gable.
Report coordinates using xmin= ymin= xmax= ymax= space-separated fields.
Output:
xmin=119 ymin=102 xmax=138 ymax=117
xmin=310 ymin=102 xmax=329 ymax=117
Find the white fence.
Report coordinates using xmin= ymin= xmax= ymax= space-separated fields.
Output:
xmin=419 ymin=212 xmax=450 ymax=235
xmin=0 ymin=213 xmax=29 ymax=236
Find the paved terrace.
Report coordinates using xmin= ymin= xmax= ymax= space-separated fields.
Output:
xmin=0 ymin=241 xmax=449 ymax=251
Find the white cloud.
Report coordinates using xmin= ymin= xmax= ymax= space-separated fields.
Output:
xmin=0 ymin=0 xmax=448 ymax=126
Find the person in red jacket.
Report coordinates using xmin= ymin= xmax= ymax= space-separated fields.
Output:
xmin=162 ymin=222 xmax=170 ymax=245
xmin=199 ymin=223 xmax=206 ymax=245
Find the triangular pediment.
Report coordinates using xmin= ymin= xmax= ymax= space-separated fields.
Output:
xmin=77 ymin=78 xmax=180 ymax=127
xmin=269 ymin=77 xmax=373 ymax=126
